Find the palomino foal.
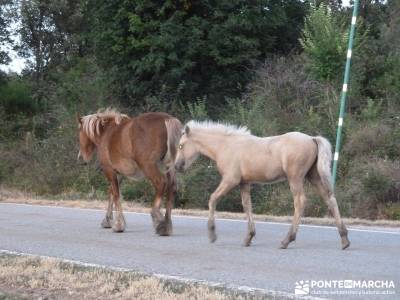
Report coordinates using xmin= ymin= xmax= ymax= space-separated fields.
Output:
xmin=77 ymin=109 xmax=182 ymax=235
xmin=175 ymin=121 xmax=350 ymax=249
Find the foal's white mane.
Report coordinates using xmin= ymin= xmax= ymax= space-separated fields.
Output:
xmin=80 ymin=108 xmax=129 ymax=139
xmin=186 ymin=120 xmax=251 ymax=136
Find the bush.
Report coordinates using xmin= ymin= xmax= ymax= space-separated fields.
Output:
xmin=344 ymin=122 xmax=399 ymax=159
xmin=337 ymin=158 xmax=400 ymax=219
xmin=223 ymin=56 xmax=339 ymax=140
xmin=299 ymin=3 xmax=348 ymax=82
xmin=0 ymin=107 xmax=108 ymax=196
xmin=121 ymin=180 xmax=153 ymax=204
xmin=0 ymin=77 xmax=36 ymax=115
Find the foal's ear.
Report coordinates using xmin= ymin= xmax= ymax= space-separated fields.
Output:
xmin=185 ymin=125 xmax=191 ymax=136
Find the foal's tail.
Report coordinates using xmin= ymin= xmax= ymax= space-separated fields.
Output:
xmin=164 ymin=117 xmax=183 ymax=169
xmin=312 ymin=136 xmax=334 ymax=193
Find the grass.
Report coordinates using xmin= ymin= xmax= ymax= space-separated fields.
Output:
xmin=1 ymin=187 xmax=400 ymax=228
xmin=0 ymin=254 xmax=269 ymax=300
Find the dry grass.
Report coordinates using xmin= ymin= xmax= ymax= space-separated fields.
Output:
xmin=1 ymin=188 xmax=400 ymax=228
xmin=0 ymin=254 xmax=261 ymax=300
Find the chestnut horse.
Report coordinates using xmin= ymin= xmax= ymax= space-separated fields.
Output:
xmin=175 ymin=120 xmax=350 ymax=250
xmin=77 ymin=108 xmax=182 ymax=236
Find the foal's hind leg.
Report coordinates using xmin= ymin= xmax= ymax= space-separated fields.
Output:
xmin=241 ymin=183 xmax=256 ymax=246
xmin=281 ymin=179 xmax=307 ymax=249
xmin=315 ymin=181 xmax=350 ymax=250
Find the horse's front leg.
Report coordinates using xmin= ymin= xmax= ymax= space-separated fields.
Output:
xmin=101 ymin=186 xmax=114 ymax=228
xmin=104 ymin=168 xmax=125 ymax=232
xmin=208 ymin=178 xmax=237 ymax=243
xmin=240 ymin=183 xmax=256 ymax=246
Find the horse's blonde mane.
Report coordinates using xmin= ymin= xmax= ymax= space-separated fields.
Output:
xmin=186 ymin=120 xmax=251 ymax=136
xmin=80 ymin=108 xmax=129 ymax=139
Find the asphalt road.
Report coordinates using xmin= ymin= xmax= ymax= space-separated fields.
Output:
xmin=0 ymin=203 xmax=399 ymax=299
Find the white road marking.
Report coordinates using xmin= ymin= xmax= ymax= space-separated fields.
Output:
xmin=1 ymin=202 xmax=399 ymax=235
xmin=0 ymin=249 xmax=326 ymax=300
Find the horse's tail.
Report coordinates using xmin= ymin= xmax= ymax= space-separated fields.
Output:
xmin=312 ymin=136 xmax=334 ymax=193
xmin=164 ymin=117 xmax=183 ymax=170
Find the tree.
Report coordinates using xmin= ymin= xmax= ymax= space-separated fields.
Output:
xmin=17 ymin=0 xmax=86 ymax=84
xmin=0 ymin=0 xmax=14 ymax=66
xmin=88 ymin=0 xmax=308 ymax=106
xmin=300 ymin=2 xmax=349 ymax=82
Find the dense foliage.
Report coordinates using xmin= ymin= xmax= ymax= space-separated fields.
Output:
xmin=87 ymin=0 xmax=307 ymax=106
xmin=0 ymin=0 xmax=399 ymax=220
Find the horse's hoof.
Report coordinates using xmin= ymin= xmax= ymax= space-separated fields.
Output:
xmin=112 ymin=221 xmax=125 ymax=233
xmin=151 ymin=212 xmax=162 ymax=229
xmin=342 ymin=238 xmax=351 ymax=250
xmin=156 ymin=221 xmax=172 ymax=236
xmin=101 ymin=218 xmax=112 ymax=228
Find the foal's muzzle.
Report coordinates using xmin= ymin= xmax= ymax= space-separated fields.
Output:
xmin=175 ymin=160 xmax=185 ymax=172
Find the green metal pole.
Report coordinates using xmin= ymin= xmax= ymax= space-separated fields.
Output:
xmin=332 ymin=0 xmax=359 ymax=187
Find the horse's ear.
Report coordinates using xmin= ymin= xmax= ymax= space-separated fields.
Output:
xmin=76 ymin=113 xmax=82 ymax=126
xmin=185 ymin=125 xmax=190 ymax=136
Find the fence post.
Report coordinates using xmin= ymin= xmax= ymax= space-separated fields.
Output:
xmin=332 ymin=0 xmax=360 ymax=187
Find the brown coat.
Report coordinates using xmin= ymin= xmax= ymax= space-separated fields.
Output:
xmin=78 ymin=109 xmax=182 ymax=236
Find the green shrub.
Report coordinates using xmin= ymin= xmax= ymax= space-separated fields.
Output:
xmin=299 ymin=2 xmax=348 ymax=81
xmin=337 ymin=158 xmax=400 ymax=219
xmin=0 ymin=78 xmax=36 ymax=115
xmin=121 ymin=180 xmax=154 ymax=203
xmin=383 ymin=204 xmax=400 ymax=220
xmin=343 ymin=123 xmax=399 ymax=159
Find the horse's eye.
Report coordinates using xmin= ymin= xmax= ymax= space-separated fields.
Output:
xmin=179 ymin=144 xmax=183 ymax=150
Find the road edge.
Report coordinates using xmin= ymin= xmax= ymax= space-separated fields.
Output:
xmin=0 ymin=249 xmax=326 ymax=300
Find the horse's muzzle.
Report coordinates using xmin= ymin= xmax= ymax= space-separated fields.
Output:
xmin=77 ymin=151 xmax=88 ymax=166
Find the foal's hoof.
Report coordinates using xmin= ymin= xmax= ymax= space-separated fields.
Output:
xmin=341 ymin=238 xmax=351 ymax=250
xmin=208 ymin=231 xmax=217 ymax=243
xmin=280 ymin=233 xmax=296 ymax=249
xmin=112 ymin=220 xmax=126 ymax=233
xmin=280 ymin=241 xmax=289 ymax=249
xmin=156 ymin=220 xmax=172 ymax=236
xmin=243 ymin=231 xmax=256 ymax=247
xmin=101 ymin=217 xmax=112 ymax=229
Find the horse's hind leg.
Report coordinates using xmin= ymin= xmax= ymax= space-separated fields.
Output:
xmin=157 ymin=170 xmax=176 ymax=236
xmin=311 ymin=178 xmax=350 ymax=250
xmin=281 ymin=179 xmax=307 ymax=249
xmin=141 ymin=163 xmax=167 ymax=235
xmin=240 ymin=183 xmax=256 ymax=246
xmin=101 ymin=186 xmax=113 ymax=228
